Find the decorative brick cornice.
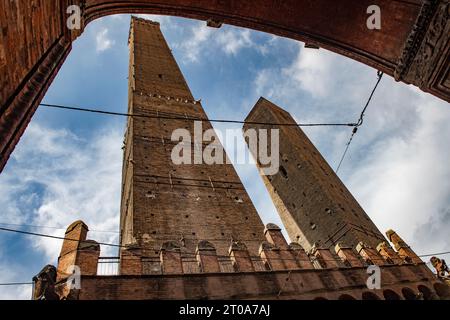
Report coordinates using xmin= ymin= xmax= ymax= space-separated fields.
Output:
xmin=395 ymin=0 xmax=449 ymax=89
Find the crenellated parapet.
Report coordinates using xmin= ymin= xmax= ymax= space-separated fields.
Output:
xmin=52 ymin=222 xmax=430 ymax=279
xmin=34 ymin=221 xmax=448 ymax=300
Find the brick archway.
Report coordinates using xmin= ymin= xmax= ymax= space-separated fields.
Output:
xmin=0 ymin=0 xmax=448 ymax=172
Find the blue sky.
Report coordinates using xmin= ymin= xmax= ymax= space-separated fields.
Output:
xmin=1 ymin=14 xmax=449 ymax=299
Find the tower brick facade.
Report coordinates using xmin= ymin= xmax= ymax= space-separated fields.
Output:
xmin=244 ymin=98 xmax=386 ymax=252
xmin=119 ymin=18 xmax=265 ymax=267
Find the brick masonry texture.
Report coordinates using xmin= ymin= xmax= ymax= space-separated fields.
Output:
xmin=119 ymin=17 xmax=266 ymax=260
xmin=244 ymin=97 xmax=387 ymax=252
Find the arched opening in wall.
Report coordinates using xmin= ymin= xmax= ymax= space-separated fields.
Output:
xmin=433 ymin=283 xmax=450 ymax=299
xmin=383 ymin=289 xmax=401 ymax=300
xmin=401 ymin=288 xmax=418 ymax=300
xmin=338 ymin=294 xmax=356 ymax=300
xmin=362 ymin=292 xmax=380 ymax=300
xmin=417 ymin=285 xmax=434 ymax=300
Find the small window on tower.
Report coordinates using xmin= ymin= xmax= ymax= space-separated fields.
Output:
xmin=234 ymin=197 xmax=244 ymax=204
xmin=280 ymin=166 xmax=288 ymax=179
xmin=158 ymin=74 xmax=163 ymax=79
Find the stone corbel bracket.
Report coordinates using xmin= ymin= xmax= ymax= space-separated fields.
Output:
xmin=395 ymin=0 xmax=449 ymax=102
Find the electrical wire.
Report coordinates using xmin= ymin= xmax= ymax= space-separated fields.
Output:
xmin=39 ymin=103 xmax=358 ymax=128
xmin=0 ymin=222 xmax=119 ymax=234
xmin=336 ymin=71 xmax=384 ymax=173
xmin=1 ymin=226 xmax=449 ymax=261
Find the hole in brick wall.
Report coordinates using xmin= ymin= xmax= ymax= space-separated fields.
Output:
xmin=292 ymin=203 xmax=296 ymax=209
xmin=152 ymin=231 xmax=157 ymax=235
xmin=216 ymin=216 xmax=220 ymax=219
xmin=192 ymin=232 xmax=196 ymax=236
xmin=158 ymin=74 xmax=163 ymax=79
xmin=146 ymin=191 xmax=157 ymax=199
xmin=252 ymin=233 xmax=257 ymax=237
xmin=245 ymin=217 xmax=249 ymax=221
xmin=185 ymin=215 xmax=189 ymax=219
xmin=280 ymin=166 xmax=288 ymax=179
xmin=221 ymin=233 xmax=225 ymax=236
xmin=303 ymin=192 xmax=307 ymax=197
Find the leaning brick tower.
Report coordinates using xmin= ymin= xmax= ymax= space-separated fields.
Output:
xmin=243 ymin=97 xmax=386 ymax=252
xmin=33 ymin=17 xmax=448 ymax=301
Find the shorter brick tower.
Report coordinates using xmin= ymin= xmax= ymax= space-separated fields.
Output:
xmin=244 ymin=97 xmax=386 ymax=252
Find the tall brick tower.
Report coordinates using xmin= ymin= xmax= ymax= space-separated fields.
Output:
xmin=120 ymin=17 xmax=265 ymax=268
xmin=244 ymin=97 xmax=386 ymax=252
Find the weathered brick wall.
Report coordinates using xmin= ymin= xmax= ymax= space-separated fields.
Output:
xmin=0 ymin=0 xmax=64 ymax=104
xmin=67 ymin=263 xmax=445 ymax=300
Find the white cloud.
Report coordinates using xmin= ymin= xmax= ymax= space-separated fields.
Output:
xmin=0 ymin=244 xmax=33 ymax=300
xmin=348 ymin=95 xmax=450 ymax=255
xmin=251 ymin=43 xmax=450 ymax=257
xmin=0 ymin=123 xmax=123 ymax=261
xmin=283 ymin=48 xmax=335 ymax=98
xmin=177 ymin=22 xmax=213 ymax=62
xmin=216 ymin=29 xmax=253 ymax=55
xmin=0 ymin=265 xmax=32 ymax=300
xmin=175 ymin=22 xmax=256 ymax=62
xmin=96 ymin=28 xmax=115 ymax=52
